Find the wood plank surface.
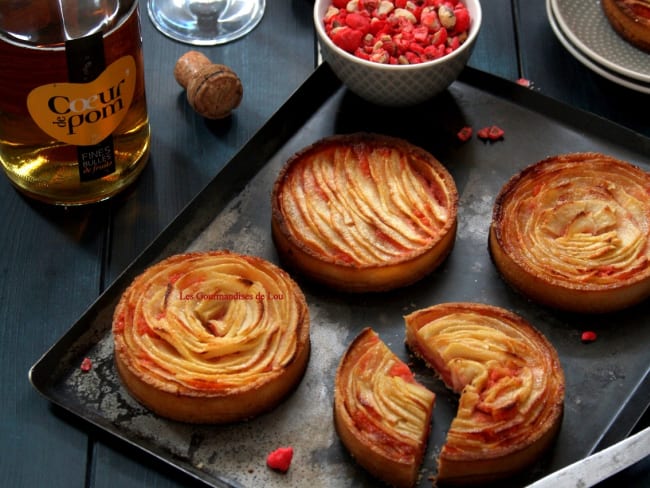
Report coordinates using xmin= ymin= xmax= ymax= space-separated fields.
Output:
xmin=0 ymin=192 xmax=107 ymax=487
xmin=0 ymin=1 xmax=647 ymax=487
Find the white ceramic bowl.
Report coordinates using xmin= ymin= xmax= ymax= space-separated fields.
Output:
xmin=314 ymin=0 xmax=482 ymax=107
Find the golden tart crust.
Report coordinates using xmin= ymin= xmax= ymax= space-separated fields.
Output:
xmin=112 ymin=250 xmax=310 ymax=423
xmin=271 ymin=133 xmax=458 ymax=293
xmin=602 ymin=0 xmax=650 ymax=52
xmin=334 ymin=327 xmax=435 ymax=488
xmin=490 ymin=153 xmax=650 ymax=313
xmin=405 ymin=303 xmax=565 ymax=485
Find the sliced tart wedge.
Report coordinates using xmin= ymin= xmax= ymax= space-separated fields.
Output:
xmin=334 ymin=327 xmax=436 ymax=488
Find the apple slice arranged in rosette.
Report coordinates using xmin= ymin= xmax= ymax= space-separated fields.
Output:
xmin=490 ymin=152 xmax=650 ymax=313
xmin=334 ymin=327 xmax=435 ymax=488
xmin=112 ymin=250 xmax=310 ymax=423
xmin=271 ymin=133 xmax=458 ymax=292
xmin=405 ymin=302 xmax=565 ymax=485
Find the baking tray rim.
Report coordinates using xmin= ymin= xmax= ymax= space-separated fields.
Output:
xmin=28 ymin=63 xmax=650 ymax=486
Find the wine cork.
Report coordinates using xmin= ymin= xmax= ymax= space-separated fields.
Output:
xmin=174 ymin=51 xmax=243 ymax=119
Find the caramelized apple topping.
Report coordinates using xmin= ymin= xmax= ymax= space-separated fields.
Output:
xmin=113 ymin=251 xmax=307 ymax=393
xmin=277 ymin=135 xmax=456 ymax=267
xmin=337 ymin=328 xmax=435 ymax=459
xmin=405 ymin=303 xmax=564 ymax=458
xmin=494 ymin=153 xmax=650 ymax=287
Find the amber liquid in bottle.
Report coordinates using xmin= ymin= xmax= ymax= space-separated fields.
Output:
xmin=0 ymin=1 xmax=150 ymax=205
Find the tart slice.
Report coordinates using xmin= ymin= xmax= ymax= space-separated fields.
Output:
xmin=490 ymin=152 xmax=650 ymax=313
xmin=602 ymin=0 xmax=650 ymax=52
xmin=405 ymin=303 xmax=565 ymax=485
xmin=271 ymin=133 xmax=458 ymax=292
xmin=112 ymin=250 xmax=310 ymax=423
xmin=334 ymin=328 xmax=436 ymax=488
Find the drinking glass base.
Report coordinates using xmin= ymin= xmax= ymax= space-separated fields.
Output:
xmin=147 ymin=0 xmax=265 ymax=46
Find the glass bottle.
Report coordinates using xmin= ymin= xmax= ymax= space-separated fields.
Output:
xmin=0 ymin=0 xmax=151 ymax=205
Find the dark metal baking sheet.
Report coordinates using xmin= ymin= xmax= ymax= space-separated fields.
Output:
xmin=30 ymin=64 xmax=650 ymax=488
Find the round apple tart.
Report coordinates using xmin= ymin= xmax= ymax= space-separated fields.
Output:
xmin=112 ymin=250 xmax=310 ymax=423
xmin=602 ymin=0 xmax=650 ymax=52
xmin=490 ymin=152 xmax=650 ymax=313
xmin=271 ymin=133 xmax=458 ymax=292
xmin=404 ymin=302 xmax=565 ymax=485
xmin=334 ymin=327 xmax=436 ymax=488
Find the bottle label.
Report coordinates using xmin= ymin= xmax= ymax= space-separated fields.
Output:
xmin=26 ymin=32 xmax=136 ymax=181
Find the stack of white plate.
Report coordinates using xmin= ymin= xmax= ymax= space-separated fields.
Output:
xmin=547 ymin=0 xmax=650 ymax=94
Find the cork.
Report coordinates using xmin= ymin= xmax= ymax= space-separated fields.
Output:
xmin=174 ymin=51 xmax=243 ymax=119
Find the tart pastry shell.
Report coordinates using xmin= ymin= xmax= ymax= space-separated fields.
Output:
xmin=112 ymin=250 xmax=310 ymax=423
xmin=405 ymin=302 xmax=565 ymax=485
xmin=334 ymin=327 xmax=435 ymax=488
xmin=271 ymin=133 xmax=458 ymax=293
xmin=490 ymin=152 xmax=650 ymax=313
xmin=602 ymin=0 xmax=650 ymax=52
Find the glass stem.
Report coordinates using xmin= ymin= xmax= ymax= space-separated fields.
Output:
xmin=188 ymin=0 xmax=228 ymax=21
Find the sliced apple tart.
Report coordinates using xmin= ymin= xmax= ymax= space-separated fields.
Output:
xmin=271 ymin=133 xmax=458 ymax=292
xmin=405 ymin=302 xmax=565 ymax=485
xmin=602 ymin=0 xmax=650 ymax=52
xmin=490 ymin=153 xmax=650 ymax=313
xmin=112 ymin=250 xmax=310 ymax=423
xmin=334 ymin=327 xmax=435 ymax=488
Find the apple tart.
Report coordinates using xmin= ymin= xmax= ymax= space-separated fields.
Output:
xmin=490 ymin=153 xmax=650 ymax=313
xmin=602 ymin=0 xmax=650 ymax=52
xmin=405 ymin=303 xmax=565 ymax=485
xmin=334 ymin=327 xmax=435 ymax=488
xmin=271 ymin=133 xmax=458 ymax=292
xmin=112 ymin=250 xmax=310 ymax=423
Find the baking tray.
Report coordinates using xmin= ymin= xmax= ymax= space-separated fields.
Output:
xmin=30 ymin=64 xmax=650 ymax=488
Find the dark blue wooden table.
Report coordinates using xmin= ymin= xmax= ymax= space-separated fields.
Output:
xmin=1 ymin=1 xmax=647 ymax=486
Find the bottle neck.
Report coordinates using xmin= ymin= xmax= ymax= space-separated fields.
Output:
xmin=0 ymin=0 xmax=135 ymax=47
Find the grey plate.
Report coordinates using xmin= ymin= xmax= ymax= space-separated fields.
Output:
xmin=552 ymin=0 xmax=650 ymax=83
xmin=548 ymin=0 xmax=650 ymax=93
xmin=29 ymin=65 xmax=650 ymax=488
